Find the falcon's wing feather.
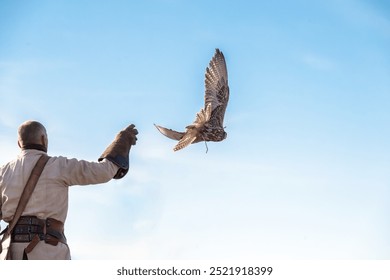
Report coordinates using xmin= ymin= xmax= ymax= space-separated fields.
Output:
xmin=190 ymin=103 xmax=212 ymax=127
xmin=204 ymin=49 xmax=229 ymax=126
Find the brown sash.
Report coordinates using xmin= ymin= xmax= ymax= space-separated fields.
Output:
xmin=0 ymin=154 xmax=50 ymax=259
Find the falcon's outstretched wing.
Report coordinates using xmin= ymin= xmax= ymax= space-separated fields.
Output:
xmin=204 ymin=48 xmax=229 ymax=127
xmin=154 ymin=124 xmax=184 ymax=141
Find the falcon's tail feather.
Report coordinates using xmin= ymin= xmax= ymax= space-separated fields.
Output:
xmin=173 ymin=135 xmax=197 ymax=152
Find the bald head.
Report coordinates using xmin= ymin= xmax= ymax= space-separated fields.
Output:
xmin=18 ymin=120 xmax=48 ymax=152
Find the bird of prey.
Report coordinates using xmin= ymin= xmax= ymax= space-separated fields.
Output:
xmin=155 ymin=48 xmax=229 ymax=152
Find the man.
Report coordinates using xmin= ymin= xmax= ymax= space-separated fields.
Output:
xmin=0 ymin=120 xmax=138 ymax=259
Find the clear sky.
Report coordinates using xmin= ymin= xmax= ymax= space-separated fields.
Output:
xmin=0 ymin=0 xmax=389 ymax=259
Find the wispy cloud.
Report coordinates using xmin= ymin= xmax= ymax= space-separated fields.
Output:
xmin=302 ymin=53 xmax=336 ymax=71
xmin=332 ymin=0 xmax=390 ymax=36
xmin=0 ymin=59 xmax=73 ymax=129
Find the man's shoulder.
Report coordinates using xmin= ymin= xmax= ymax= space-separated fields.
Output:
xmin=0 ymin=158 xmax=18 ymax=173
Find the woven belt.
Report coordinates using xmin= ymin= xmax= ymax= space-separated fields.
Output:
xmin=11 ymin=216 xmax=67 ymax=246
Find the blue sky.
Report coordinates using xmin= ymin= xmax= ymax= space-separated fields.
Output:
xmin=0 ymin=0 xmax=389 ymax=259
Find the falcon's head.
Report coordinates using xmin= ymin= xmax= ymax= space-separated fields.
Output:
xmin=223 ymin=131 xmax=227 ymax=140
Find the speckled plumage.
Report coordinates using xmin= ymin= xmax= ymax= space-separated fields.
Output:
xmin=155 ymin=48 xmax=229 ymax=152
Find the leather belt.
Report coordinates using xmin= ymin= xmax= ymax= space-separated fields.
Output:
xmin=11 ymin=216 xmax=67 ymax=246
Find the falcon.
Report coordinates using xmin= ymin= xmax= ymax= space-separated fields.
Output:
xmin=155 ymin=48 xmax=229 ymax=152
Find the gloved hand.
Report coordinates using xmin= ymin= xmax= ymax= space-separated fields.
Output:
xmin=99 ymin=124 xmax=138 ymax=179
xmin=120 ymin=124 xmax=138 ymax=146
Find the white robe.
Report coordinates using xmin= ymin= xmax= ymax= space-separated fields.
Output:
xmin=0 ymin=149 xmax=118 ymax=259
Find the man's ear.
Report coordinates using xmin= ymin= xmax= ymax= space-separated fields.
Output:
xmin=18 ymin=140 xmax=22 ymax=148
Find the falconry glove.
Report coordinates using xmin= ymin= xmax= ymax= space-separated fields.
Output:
xmin=99 ymin=124 xmax=138 ymax=179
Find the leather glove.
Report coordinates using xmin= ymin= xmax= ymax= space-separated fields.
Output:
xmin=99 ymin=124 xmax=138 ymax=179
